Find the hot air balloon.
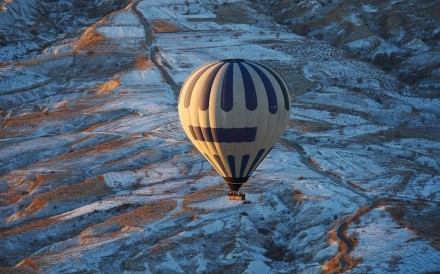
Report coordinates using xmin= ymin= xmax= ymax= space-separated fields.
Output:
xmin=178 ymin=59 xmax=290 ymax=200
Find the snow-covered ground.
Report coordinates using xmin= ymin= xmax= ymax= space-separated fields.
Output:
xmin=0 ymin=0 xmax=439 ymax=273
xmin=347 ymin=207 xmax=440 ymax=273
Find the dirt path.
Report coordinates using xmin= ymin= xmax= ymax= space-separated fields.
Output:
xmin=131 ymin=1 xmax=180 ymax=96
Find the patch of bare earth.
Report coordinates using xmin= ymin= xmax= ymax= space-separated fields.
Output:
xmin=7 ymin=176 xmax=112 ymax=222
xmin=264 ymin=61 xmax=314 ymax=98
xmin=387 ymin=201 xmax=440 ymax=250
xmin=96 ymin=78 xmax=121 ymax=93
xmin=183 ymin=184 xmax=224 ymax=208
xmin=75 ymin=27 xmax=107 ymax=51
xmin=152 ymin=21 xmax=183 ymax=33
xmin=291 ymin=119 xmax=335 ymax=133
xmin=15 ymin=258 xmax=41 ymax=273
xmin=213 ymin=2 xmax=258 ymax=25
xmin=80 ymin=199 xmax=177 ymax=244
xmin=134 ymin=56 xmax=153 ymax=70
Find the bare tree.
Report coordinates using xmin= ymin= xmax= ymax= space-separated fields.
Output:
xmin=385 ymin=228 xmax=394 ymax=236
xmin=232 ymin=32 xmax=242 ymax=39
xmin=363 ymin=265 xmax=373 ymax=274
xmin=354 ymin=217 xmax=361 ymax=227
xmin=415 ymin=192 xmax=426 ymax=210
xmin=387 ymin=255 xmax=402 ymax=272
xmin=352 ymin=230 xmax=360 ymax=240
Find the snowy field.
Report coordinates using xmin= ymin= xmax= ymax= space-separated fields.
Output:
xmin=347 ymin=207 xmax=440 ymax=273
xmin=0 ymin=0 xmax=439 ymax=273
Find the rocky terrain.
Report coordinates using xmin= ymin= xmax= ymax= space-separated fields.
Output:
xmin=250 ymin=0 xmax=440 ymax=93
xmin=0 ymin=0 xmax=439 ymax=273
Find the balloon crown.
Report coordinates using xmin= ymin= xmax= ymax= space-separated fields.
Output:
xmin=221 ymin=58 xmax=245 ymax=62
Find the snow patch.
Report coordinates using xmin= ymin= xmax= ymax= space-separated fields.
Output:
xmin=244 ymin=260 xmax=271 ymax=274
xmin=201 ymin=219 xmax=224 ymax=235
xmin=158 ymin=252 xmax=184 ymax=272
xmin=189 ymin=196 xmax=243 ymax=210
xmin=362 ymin=4 xmax=378 ymax=13
xmin=103 ymin=171 xmax=140 ymax=191
xmin=313 ymin=242 xmax=338 ymax=262
xmin=119 ymin=67 xmax=163 ymax=87
xmin=95 ymin=26 xmax=145 ymax=38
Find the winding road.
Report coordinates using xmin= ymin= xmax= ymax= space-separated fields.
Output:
xmin=131 ymin=1 xmax=180 ymax=95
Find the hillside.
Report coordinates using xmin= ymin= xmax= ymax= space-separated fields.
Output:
xmin=1 ymin=0 xmax=439 ymax=273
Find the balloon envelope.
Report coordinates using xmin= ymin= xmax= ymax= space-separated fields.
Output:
xmin=178 ymin=59 xmax=290 ymax=191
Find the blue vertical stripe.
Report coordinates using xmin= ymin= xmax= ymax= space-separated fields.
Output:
xmin=183 ymin=62 xmax=218 ymax=108
xmin=221 ymin=63 xmax=234 ymax=112
xmin=200 ymin=63 xmax=224 ymax=111
xmin=263 ymin=146 xmax=273 ymax=160
xmin=213 ymin=154 xmax=228 ymax=176
xmin=259 ymin=63 xmax=290 ymax=111
xmin=246 ymin=149 xmax=265 ymax=177
xmin=227 ymin=155 xmax=236 ymax=178
xmin=184 ymin=60 xmax=288 ymax=114
xmin=239 ymin=154 xmax=250 ymax=178
xmin=238 ymin=63 xmax=258 ymax=111
xmin=245 ymin=62 xmax=278 ymax=114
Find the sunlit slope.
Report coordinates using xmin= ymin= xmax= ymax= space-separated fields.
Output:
xmin=0 ymin=0 xmax=439 ymax=273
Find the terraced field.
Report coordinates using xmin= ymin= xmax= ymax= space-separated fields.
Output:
xmin=1 ymin=0 xmax=439 ymax=273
